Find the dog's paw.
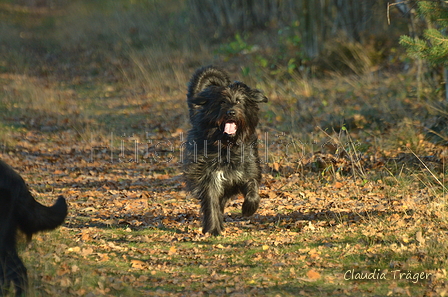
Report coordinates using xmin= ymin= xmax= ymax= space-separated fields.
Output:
xmin=242 ymin=198 xmax=259 ymax=217
xmin=202 ymin=226 xmax=222 ymax=236
xmin=202 ymin=218 xmax=224 ymax=236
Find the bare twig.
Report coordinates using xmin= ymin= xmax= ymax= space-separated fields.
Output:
xmin=407 ymin=147 xmax=448 ymax=192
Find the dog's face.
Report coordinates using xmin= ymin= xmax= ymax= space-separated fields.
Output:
xmin=192 ymin=81 xmax=267 ymax=142
xmin=187 ymin=66 xmax=268 ymax=144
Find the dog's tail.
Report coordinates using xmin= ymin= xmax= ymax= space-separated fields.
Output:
xmin=187 ymin=66 xmax=231 ymax=121
xmin=187 ymin=65 xmax=230 ymax=99
xmin=18 ymin=194 xmax=68 ymax=239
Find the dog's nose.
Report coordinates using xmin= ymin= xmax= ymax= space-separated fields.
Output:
xmin=227 ymin=110 xmax=236 ymax=117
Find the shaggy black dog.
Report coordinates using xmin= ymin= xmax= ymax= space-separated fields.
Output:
xmin=184 ymin=65 xmax=268 ymax=236
xmin=0 ymin=160 xmax=67 ymax=296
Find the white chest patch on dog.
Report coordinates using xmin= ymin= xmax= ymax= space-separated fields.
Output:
xmin=215 ymin=170 xmax=227 ymax=182
xmin=224 ymin=122 xmax=237 ymax=135
xmin=211 ymin=170 xmax=226 ymax=195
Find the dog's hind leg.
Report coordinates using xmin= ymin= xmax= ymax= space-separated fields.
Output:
xmin=0 ymin=253 xmax=27 ymax=296
xmin=241 ymin=179 xmax=261 ymax=217
xmin=0 ymin=189 xmax=27 ymax=296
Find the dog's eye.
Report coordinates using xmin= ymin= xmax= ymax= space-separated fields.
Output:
xmin=235 ymin=99 xmax=241 ymax=104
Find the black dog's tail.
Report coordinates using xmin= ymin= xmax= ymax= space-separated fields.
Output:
xmin=187 ymin=65 xmax=230 ymax=99
xmin=18 ymin=194 xmax=68 ymax=239
xmin=187 ymin=66 xmax=231 ymax=121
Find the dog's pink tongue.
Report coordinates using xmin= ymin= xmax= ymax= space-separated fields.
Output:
xmin=224 ymin=122 xmax=237 ymax=135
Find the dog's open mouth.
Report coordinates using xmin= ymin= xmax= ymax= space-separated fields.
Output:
xmin=224 ymin=121 xmax=237 ymax=135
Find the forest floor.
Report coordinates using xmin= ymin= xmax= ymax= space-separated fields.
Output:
xmin=1 ymin=1 xmax=448 ymax=296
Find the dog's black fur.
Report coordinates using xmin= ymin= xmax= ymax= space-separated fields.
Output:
xmin=0 ymin=160 xmax=67 ymax=296
xmin=184 ymin=65 xmax=268 ymax=236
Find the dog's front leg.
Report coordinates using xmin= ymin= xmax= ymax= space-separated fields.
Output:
xmin=199 ymin=178 xmax=224 ymax=236
xmin=241 ymin=179 xmax=260 ymax=217
xmin=200 ymin=193 xmax=223 ymax=236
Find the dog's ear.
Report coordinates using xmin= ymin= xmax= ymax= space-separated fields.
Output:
xmin=249 ymin=89 xmax=268 ymax=103
xmin=188 ymin=95 xmax=208 ymax=106
xmin=188 ymin=66 xmax=230 ymax=98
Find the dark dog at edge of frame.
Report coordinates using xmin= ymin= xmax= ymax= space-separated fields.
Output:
xmin=0 ymin=160 xmax=67 ymax=296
